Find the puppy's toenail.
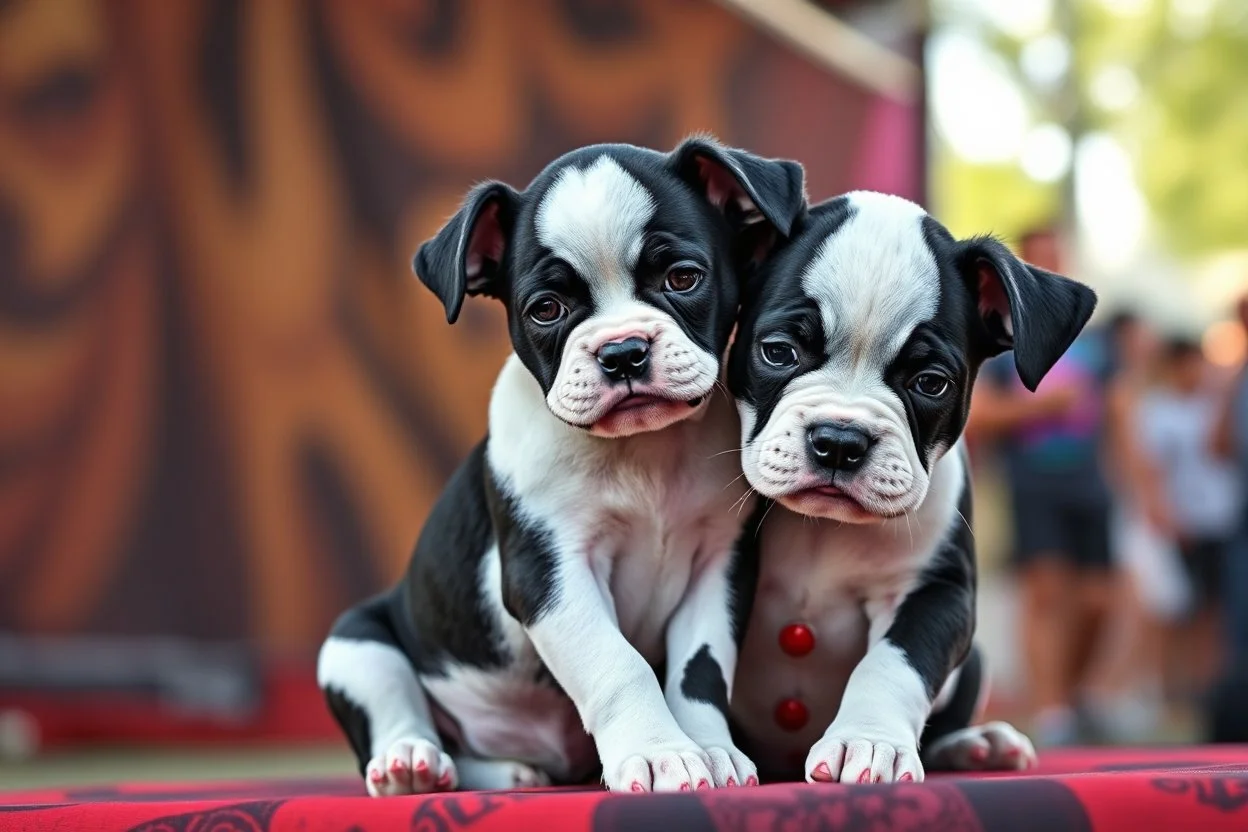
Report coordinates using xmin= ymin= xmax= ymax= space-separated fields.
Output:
xmin=680 ymin=783 xmax=691 ymax=791
xmin=631 ymin=781 xmax=645 ymax=792
xmin=857 ymin=770 xmax=871 ymax=783
xmin=696 ymin=780 xmax=710 ymax=791
xmin=900 ymin=772 xmax=914 ymax=782
xmin=745 ymin=776 xmax=758 ymax=786
xmin=812 ymin=762 xmax=832 ymax=780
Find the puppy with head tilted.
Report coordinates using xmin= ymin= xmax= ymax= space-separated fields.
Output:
xmin=726 ymin=192 xmax=1097 ymax=784
xmin=317 ymin=137 xmax=806 ymax=795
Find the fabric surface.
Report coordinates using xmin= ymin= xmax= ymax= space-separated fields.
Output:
xmin=2 ymin=747 xmax=1247 ymax=831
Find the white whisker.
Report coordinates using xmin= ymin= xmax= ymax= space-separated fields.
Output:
xmin=955 ymin=508 xmax=975 ymax=541
xmin=755 ymin=498 xmax=779 ymax=537
xmin=730 ymin=487 xmax=757 ymax=517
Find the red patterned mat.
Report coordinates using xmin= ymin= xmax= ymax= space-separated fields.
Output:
xmin=2 ymin=747 xmax=1247 ymax=831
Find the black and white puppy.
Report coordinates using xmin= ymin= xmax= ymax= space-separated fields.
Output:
xmin=317 ymin=138 xmax=806 ymax=795
xmin=726 ymin=192 xmax=1097 ymax=784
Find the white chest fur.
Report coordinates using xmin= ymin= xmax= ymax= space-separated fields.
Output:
xmin=730 ymin=447 xmax=966 ymax=775
xmin=488 ymin=355 xmax=751 ymax=656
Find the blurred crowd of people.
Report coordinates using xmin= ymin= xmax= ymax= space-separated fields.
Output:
xmin=968 ymin=229 xmax=1248 ymax=746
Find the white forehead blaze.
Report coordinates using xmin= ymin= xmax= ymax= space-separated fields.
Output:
xmin=535 ymin=155 xmax=656 ymax=304
xmin=802 ymin=191 xmax=940 ymax=367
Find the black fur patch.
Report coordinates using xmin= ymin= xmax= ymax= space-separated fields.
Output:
xmin=921 ymin=642 xmax=984 ymax=755
xmin=324 ymin=686 xmax=373 ymax=776
xmin=394 ymin=442 xmax=508 ymax=674
xmin=884 ymin=453 xmax=976 ymax=699
xmin=680 ymin=644 xmax=729 ymax=719
xmin=727 ymin=498 xmax=768 ymax=645
xmin=330 ymin=592 xmax=400 ymax=643
xmin=486 ymin=470 xmax=562 ymax=628
xmin=881 ymin=320 xmax=973 ymax=471
xmin=727 ymin=198 xmax=852 ymax=441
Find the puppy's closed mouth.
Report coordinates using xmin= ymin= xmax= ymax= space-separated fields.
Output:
xmin=611 ymin=394 xmax=668 ymax=413
xmin=802 ymin=485 xmax=859 ymax=504
xmin=588 ymin=390 xmax=710 ymax=437
xmin=811 ymin=485 xmax=847 ymax=497
xmin=790 ymin=485 xmax=869 ymax=514
xmin=610 ymin=393 xmax=705 ymax=413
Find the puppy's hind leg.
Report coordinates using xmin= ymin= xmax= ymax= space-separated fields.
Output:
xmin=318 ymin=593 xmax=457 ymax=796
xmin=453 ymin=757 xmax=551 ymax=790
xmin=921 ymin=644 xmax=1036 ymax=772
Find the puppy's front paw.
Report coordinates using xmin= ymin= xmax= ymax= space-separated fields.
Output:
xmin=923 ymin=721 xmax=1037 ymax=772
xmin=365 ymin=738 xmax=457 ymax=796
xmin=604 ymin=745 xmax=716 ymax=793
xmin=805 ymin=721 xmax=923 ymax=784
xmin=700 ymin=743 xmax=759 ymax=788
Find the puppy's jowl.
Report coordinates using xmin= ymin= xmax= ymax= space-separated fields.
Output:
xmin=727 ymin=192 xmax=1097 ymax=783
xmin=317 ymin=138 xmax=806 ymax=795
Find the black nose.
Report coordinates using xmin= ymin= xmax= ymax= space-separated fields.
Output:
xmin=597 ymin=337 xmax=650 ymax=382
xmin=807 ymin=423 xmax=872 ymax=472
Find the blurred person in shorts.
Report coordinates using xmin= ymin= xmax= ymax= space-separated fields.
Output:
xmin=1094 ymin=312 xmax=1190 ymax=741
xmin=1209 ymin=297 xmax=1248 ymax=741
xmin=968 ymin=228 xmax=1117 ymax=747
xmin=1142 ymin=337 xmax=1239 ymax=702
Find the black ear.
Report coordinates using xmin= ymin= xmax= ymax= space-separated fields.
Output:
xmin=412 ymin=181 xmax=519 ymax=324
xmin=960 ymin=236 xmax=1098 ymax=391
xmin=668 ymin=136 xmax=807 ymax=238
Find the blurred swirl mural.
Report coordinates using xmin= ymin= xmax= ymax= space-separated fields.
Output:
xmin=0 ymin=0 xmax=920 ymax=653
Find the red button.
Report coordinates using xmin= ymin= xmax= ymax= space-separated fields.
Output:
xmin=779 ymin=623 xmax=815 ymax=657
xmin=774 ymin=698 xmax=809 ymax=732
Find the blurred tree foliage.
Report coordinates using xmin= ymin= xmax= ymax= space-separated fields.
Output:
xmin=934 ymin=0 xmax=1248 ymax=257
xmin=931 ymin=154 xmax=1059 ymax=246
xmin=1080 ymin=0 xmax=1248 ymax=256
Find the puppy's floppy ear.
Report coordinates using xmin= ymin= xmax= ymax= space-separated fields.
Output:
xmin=668 ymin=135 xmax=807 ymax=237
xmin=960 ymin=236 xmax=1098 ymax=391
xmin=412 ymin=181 xmax=519 ymax=324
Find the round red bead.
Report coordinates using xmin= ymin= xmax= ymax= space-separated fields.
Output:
xmin=778 ymin=623 xmax=816 ymax=657
xmin=774 ymin=698 xmax=809 ymax=732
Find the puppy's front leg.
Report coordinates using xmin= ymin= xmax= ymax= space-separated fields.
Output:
xmin=520 ymin=557 xmax=714 ymax=793
xmin=805 ymin=572 xmax=974 ymax=784
xmin=664 ymin=554 xmax=758 ymax=788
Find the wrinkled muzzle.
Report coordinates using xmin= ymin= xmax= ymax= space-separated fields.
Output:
xmin=548 ymin=303 xmax=719 ymax=438
xmin=740 ymin=384 xmax=931 ymax=522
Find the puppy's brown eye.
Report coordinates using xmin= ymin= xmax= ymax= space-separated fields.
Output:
xmin=664 ymin=266 xmax=704 ymax=294
xmin=911 ymin=372 xmax=951 ymax=398
xmin=760 ymin=340 xmax=798 ymax=368
xmin=528 ymin=297 xmax=567 ymax=325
